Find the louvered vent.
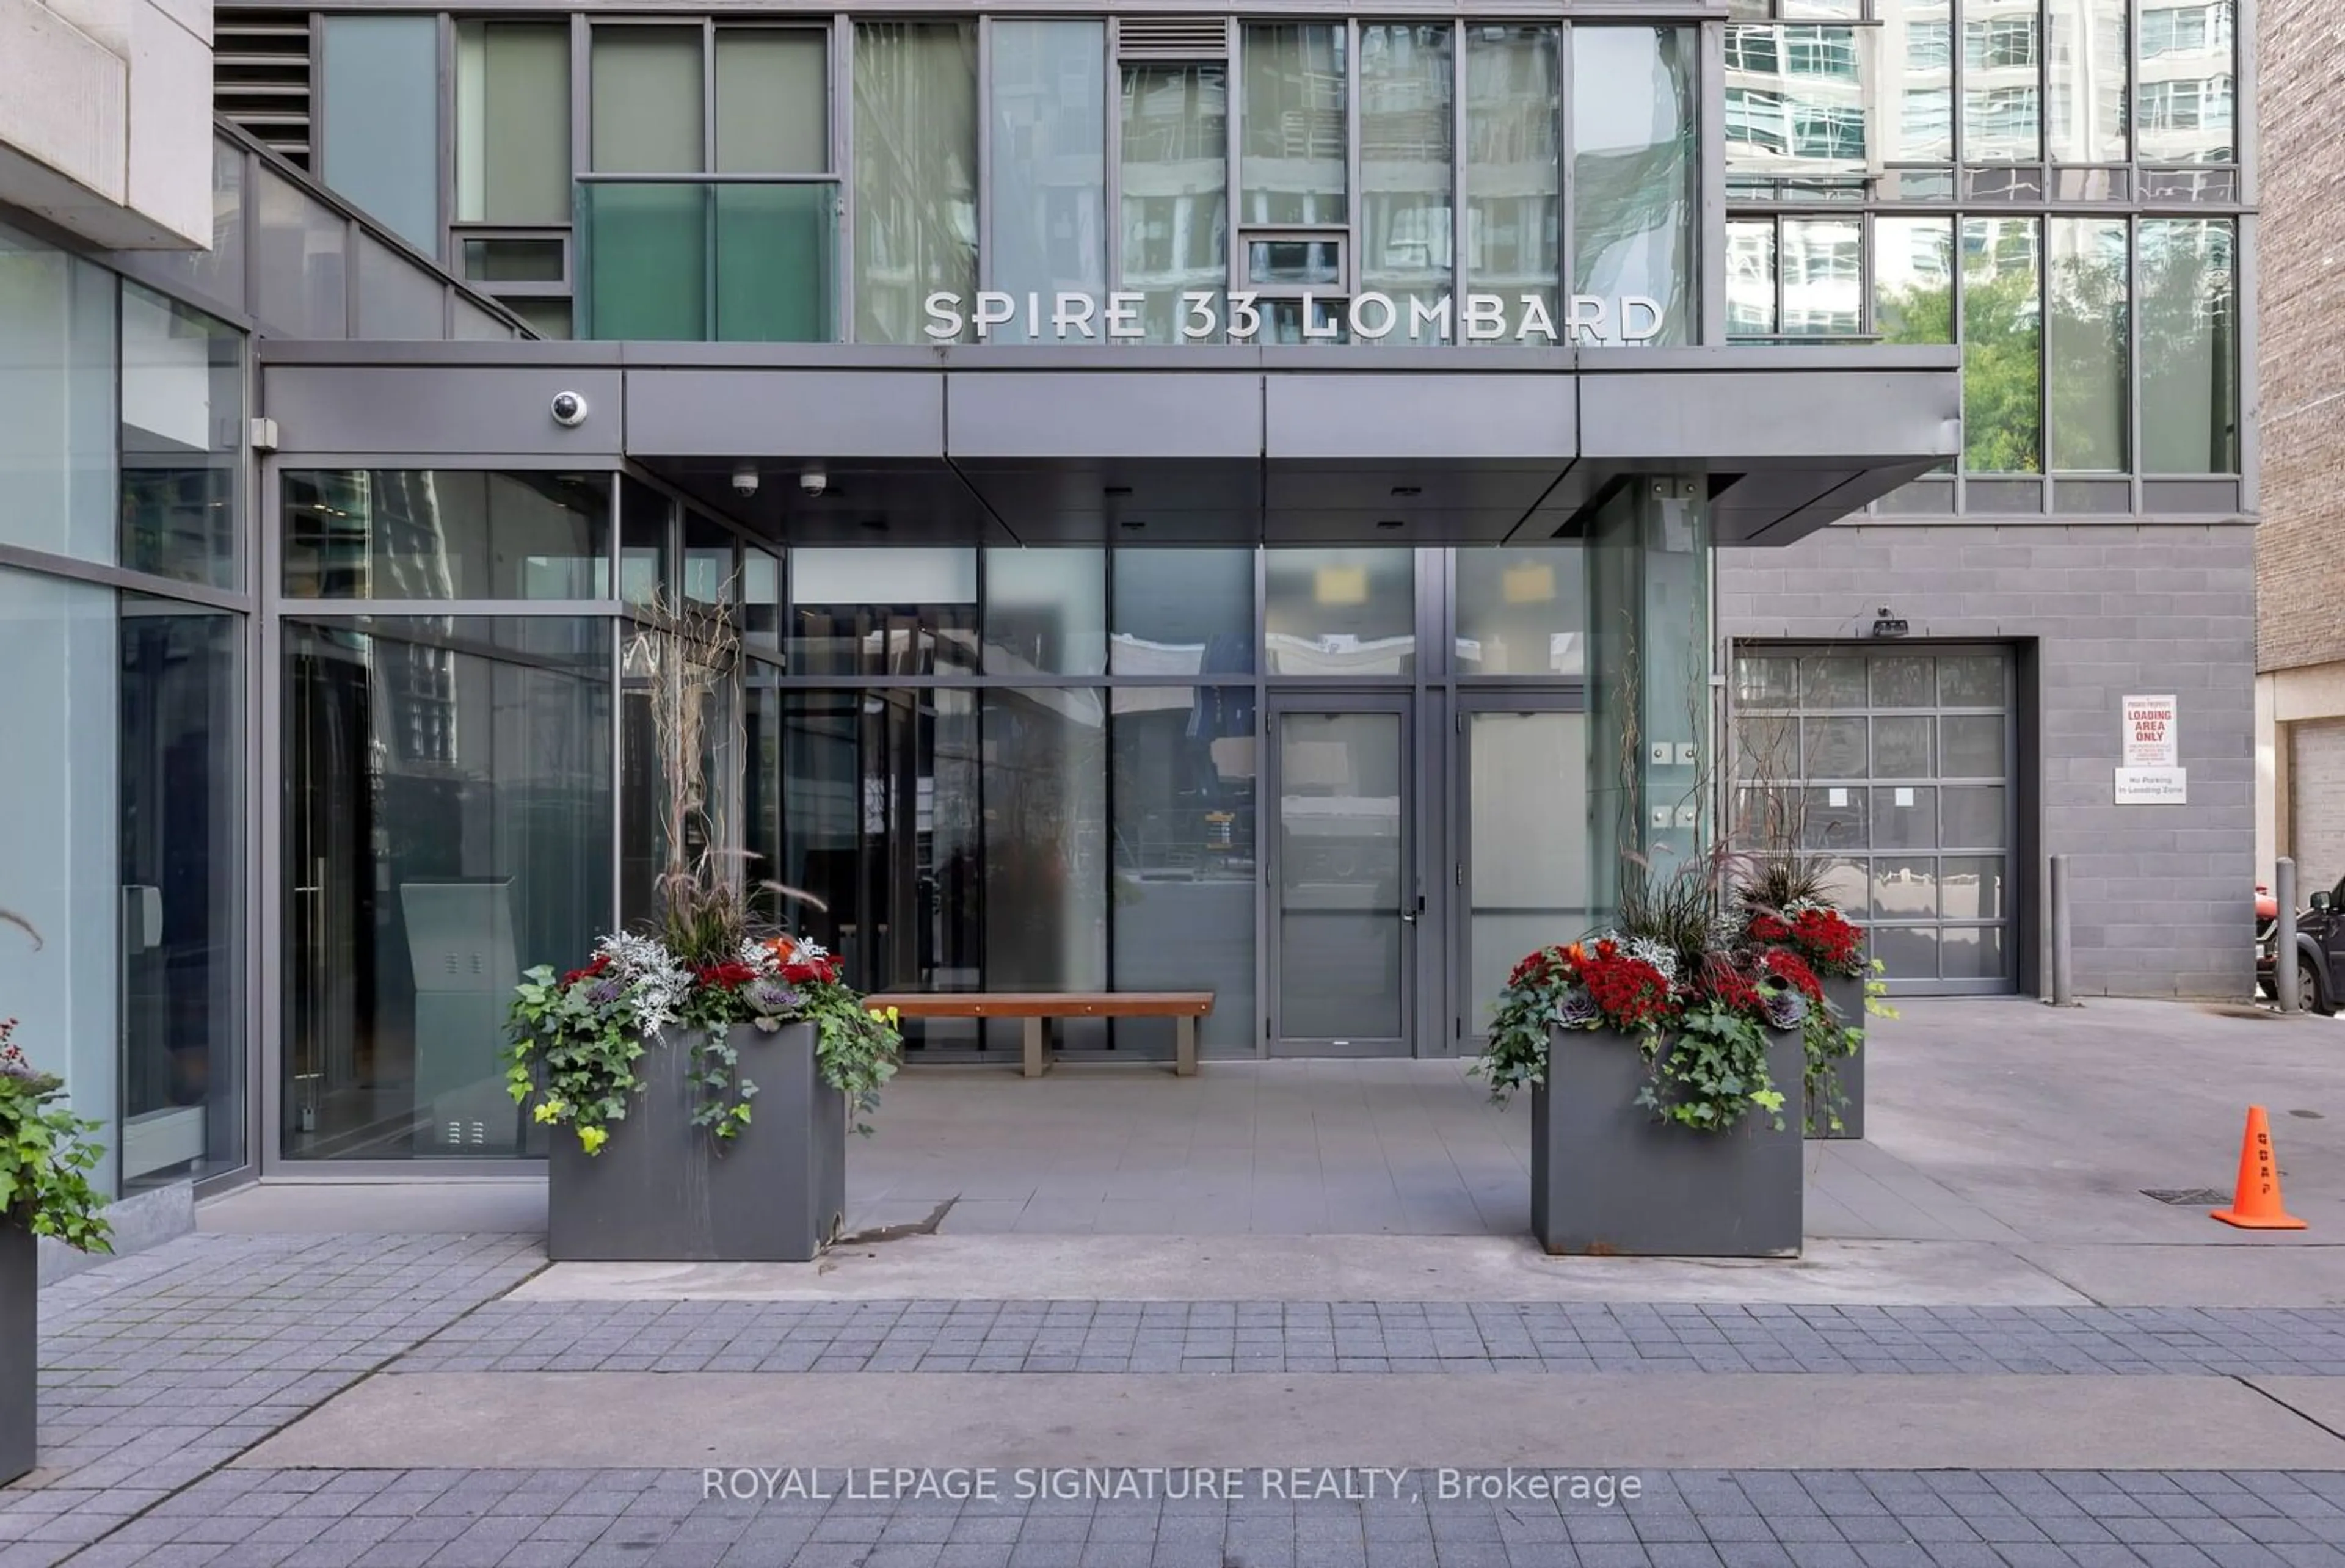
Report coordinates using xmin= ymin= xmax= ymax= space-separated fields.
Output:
xmin=214 ymin=9 xmax=313 ymax=168
xmin=1114 ymin=16 xmax=1230 ymax=59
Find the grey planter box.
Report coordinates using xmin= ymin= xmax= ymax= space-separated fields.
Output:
xmin=1530 ymin=1023 xmax=1803 ymax=1258
xmin=1806 ymin=973 xmax=1866 ymax=1140
xmin=547 ymin=1021 xmax=845 ymax=1263
xmin=1 ymin=1222 xmax=33 ymax=1485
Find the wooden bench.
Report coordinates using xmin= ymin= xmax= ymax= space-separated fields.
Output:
xmin=863 ymin=991 xmax=1215 ymax=1078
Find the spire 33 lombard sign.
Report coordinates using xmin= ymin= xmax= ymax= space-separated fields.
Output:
xmin=922 ymin=290 xmax=1668 ymax=344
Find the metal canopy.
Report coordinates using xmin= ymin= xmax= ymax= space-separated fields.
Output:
xmin=256 ymin=341 xmax=1963 ymax=546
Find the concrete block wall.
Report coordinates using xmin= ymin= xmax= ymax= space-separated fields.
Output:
xmin=2257 ymin=0 xmax=2345 ymax=678
xmin=0 ymin=0 xmax=211 ymax=249
xmin=1720 ymin=521 xmax=2256 ymax=1001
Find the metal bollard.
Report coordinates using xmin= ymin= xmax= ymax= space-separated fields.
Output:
xmin=2049 ymin=854 xmax=2073 ymax=1006
xmin=2277 ymin=857 xmax=2299 ymax=1015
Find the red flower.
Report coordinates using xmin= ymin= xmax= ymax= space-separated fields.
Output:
xmin=1747 ymin=912 xmax=1794 ymax=944
xmin=697 ymin=962 xmax=759 ymax=989
xmin=1759 ymin=947 xmax=1825 ymax=1001
xmin=560 ymin=953 xmax=614 ymax=987
xmin=780 ymin=957 xmax=840 ymax=987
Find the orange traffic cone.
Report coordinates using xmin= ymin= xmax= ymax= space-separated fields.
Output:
xmin=2211 ymin=1106 xmax=2308 ymax=1230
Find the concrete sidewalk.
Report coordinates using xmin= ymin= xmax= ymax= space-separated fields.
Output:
xmin=5 ymin=995 xmax=2340 ymax=1568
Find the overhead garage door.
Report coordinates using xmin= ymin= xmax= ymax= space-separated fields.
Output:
xmin=2288 ymin=719 xmax=2345 ymax=898
xmin=1732 ymin=644 xmax=2017 ymax=996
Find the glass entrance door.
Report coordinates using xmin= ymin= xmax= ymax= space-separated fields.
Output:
xmin=1268 ymin=697 xmax=1414 ymax=1055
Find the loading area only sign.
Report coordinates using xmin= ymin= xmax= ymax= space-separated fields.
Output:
xmin=2116 ymin=694 xmax=2185 ymax=804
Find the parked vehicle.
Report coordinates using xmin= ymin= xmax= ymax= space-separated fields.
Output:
xmin=2256 ymin=876 xmax=2345 ymax=1014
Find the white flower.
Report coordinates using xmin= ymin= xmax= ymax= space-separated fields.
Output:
xmin=594 ymin=932 xmax=689 ymax=1036
xmin=1623 ymin=936 xmax=1679 ymax=984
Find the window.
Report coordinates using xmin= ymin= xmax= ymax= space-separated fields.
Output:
xmin=1876 ymin=216 xmax=1955 ymax=346
xmin=1966 ymin=85 xmax=2042 ymax=157
xmin=1726 ymin=220 xmax=1776 ymax=338
xmin=2139 ymin=218 xmax=2238 ymax=473
xmin=1783 ymin=26 xmax=1859 ymax=79
xmin=457 ymin=23 xmax=571 ymax=225
xmin=2048 ymin=0 xmax=2128 ymax=162
xmin=987 ymin=21 xmax=1108 ymax=343
xmin=1119 ymin=62 xmax=1229 ymax=343
xmin=1242 ymin=25 xmax=1348 ymax=227
xmin=1965 ymin=15 xmax=2040 ymax=69
xmin=1464 ymin=25 xmax=1559 ymax=339
xmin=1903 ymin=88 xmax=1954 ymax=152
xmin=1727 ymin=89 xmax=1791 ymax=156
xmin=1961 ymin=217 xmax=2043 ymax=473
xmin=854 ymin=23 xmax=979 ymax=344
xmin=1725 ymin=27 xmax=1782 ymax=74
xmin=1572 ymin=28 xmax=1696 ymax=344
xmin=0 ymin=224 xmax=116 ymax=565
xmin=2046 ymin=217 xmax=2128 ymax=472
xmin=1793 ymin=105 xmax=1867 ymax=161
xmin=1908 ymin=21 xmax=1952 ymax=68
xmin=2140 ymin=4 xmax=2217 ymax=55
xmin=321 ymin=17 xmax=439 ymax=253
xmin=120 ymin=285 xmax=243 ymax=589
xmin=1359 ymin=24 xmax=1455 ymax=338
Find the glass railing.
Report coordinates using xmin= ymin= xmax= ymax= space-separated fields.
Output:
xmin=577 ymin=178 xmax=840 ymax=343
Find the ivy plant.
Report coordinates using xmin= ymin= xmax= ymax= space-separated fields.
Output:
xmin=0 ymin=1024 xmax=112 ymax=1254
xmin=505 ymin=964 xmax=647 ymax=1157
xmin=1637 ymin=1002 xmax=1786 ymax=1133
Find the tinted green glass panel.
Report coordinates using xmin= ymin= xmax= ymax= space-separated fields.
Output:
xmin=716 ymin=29 xmax=828 ymax=173
xmin=456 ymin=22 xmax=571 ymax=224
xmin=716 ymin=184 xmax=835 ymax=342
xmin=584 ymin=184 xmax=706 ymax=340
xmin=592 ymin=27 xmax=704 ymax=173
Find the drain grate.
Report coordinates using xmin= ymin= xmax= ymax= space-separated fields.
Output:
xmin=2142 ymin=1188 xmax=2230 ymax=1206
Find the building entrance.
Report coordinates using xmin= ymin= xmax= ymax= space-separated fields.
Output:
xmin=1267 ymin=696 xmax=1417 ymax=1056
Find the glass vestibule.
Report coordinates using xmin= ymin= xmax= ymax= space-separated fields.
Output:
xmin=269 ymin=498 xmax=1642 ymax=1156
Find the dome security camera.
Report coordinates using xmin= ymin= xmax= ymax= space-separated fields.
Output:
xmin=799 ymin=468 xmax=828 ymax=498
xmin=549 ymin=390 xmax=589 ymax=427
xmin=732 ymin=464 xmax=760 ymax=498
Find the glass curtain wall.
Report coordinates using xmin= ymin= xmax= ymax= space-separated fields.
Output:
xmin=988 ymin=21 xmax=1108 ymax=342
xmin=0 ymin=223 xmax=250 ymax=1194
xmin=854 ymin=22 xmax=980 ymax=343
xmin=1361 ymin=25 xmax=1455 ymax=337
xmin=1572 ymin=28 xmax=1697 ymax=344
xmin=1121 ymin=63 xmax=1230 ymax=343
xmin=1464 ymin=26 xmax=1560 ymax=341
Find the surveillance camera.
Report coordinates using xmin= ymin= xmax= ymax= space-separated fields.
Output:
xmin=799 ymin=468 xmax=828 ymax=498
xmin=732 ymin=463 xmax=760 ymax=498
xmin=549 ymin=391 xmax=588 ymax=428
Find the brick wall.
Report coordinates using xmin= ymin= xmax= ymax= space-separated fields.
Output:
xmin=1720 ymin=522 xmax=2256 ymax=1000
xmin=2256 ymin=0 xmax=2345 ymax=675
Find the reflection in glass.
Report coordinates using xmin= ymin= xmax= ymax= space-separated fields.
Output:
xmin=253 ymin=169 xmax=349 ymax=339
xmin=1248 ymin=239 xmax=1343 ymax=286
xmin=1816 ymin=857 xmax=1869 ymax=918
xmin=1467 ymin=712 xmax=1588 ymax=1032
xmin=1572 ymin=28 xmax=1696 ymax=345
xmin=1963 ymin=0 xmax=2043 ymax=159
xmin=1727 ymin=220 xmax=1776 ymax=338
xmin=1278 ymin=711 xmax=1405 ymax=1042
xmin=2048 ymin=0 xmax=2128 ymax=162
xmin=984 ymin=548 xmax=1107 ymax=677
xmin=854 ymin=23 xmax=979 ymax=344
xmin=1873 ymin=923 xmax=1938 ymax=981
xmin=283 ymin=617 xmax=613 ymax=1160
xmin=1876 ymin=0 xmax=1954 ymax=160
xmin=1962 ymin=217 xmax=2043 ymax=473
xmin=2140 ymin=218 xmax=2239 ymax=474
xmin=989 ymin=22 xmax=1107 ymax=343
xmin=743 ymin=548 xmax=782 ymax=654
xmin=120 ymin=283 xmax=242 ymax=588
xmin=1464 ymin=25 xmax=1560 ymax=340
xmin=285 ymin=471 xmax=612 ymax=600
xmin=1455 ymin=548 xmax=1585 ymax=675
xmin=1734 ymin=654 xmax=1801 ymax=710
xmin=683 ymin=514 xmax=735 ymax=610
xmin=1803 ymin=654 xmax=1868 ymax=706
xmin=1722 ymin=26 xmax=1869 ymax=180
xmin=1940 ymin=855 xmax=2007 ymax=918
xmin=1113 ymin=688 xmax=1257 ymax=1056
xmin=983 ymin=689 xmax=1108 ymax=1051
xmin=1111 ymin=550 xmax=1254 ymax=675
xmin=1940 ymin=926 xmax=2005 ymax=979
xmin=1872 ymin=857 xmax=1936 ymax=919
xmin=119 ymin=600 xmax=244 ymax=1190
xmin=2136 ymin=0 xmax=2234 ymax=163
xmin=1242 ymin=26 xmax=1348 ymax=225
xmin=789 ymin=546 xmax=978 ymax=676
xmin=1780 ymin=217 xmax=1861 ymax=336
xmin=2049 ymin=218 xmax=2129 ymax=472
xmin=1121 ymin=64 xmax=1229 ymax=343
xmin=782 ymin=689 xmax=983 ymax=1017
xmin=1804 ymin=786 xmax=1867 ymax=850
xmin=1360 ymin=24 xmax=1455 ymax=336
xmin=620 ymin=477 xmax=669 ymax=606
xmin=1875 ymin=217 xmax=1955 ymax=344
xmin=1265 ymin=550 xmax=1415 ymax=675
